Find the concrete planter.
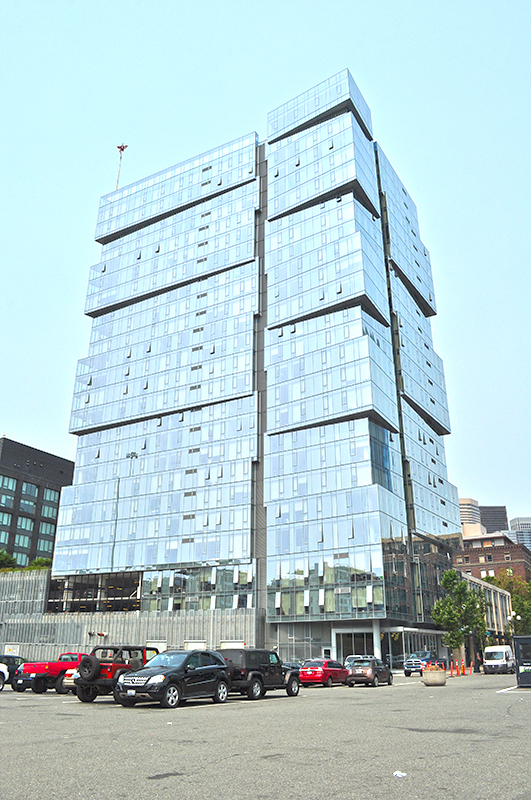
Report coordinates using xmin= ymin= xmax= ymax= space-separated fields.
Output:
xmin=422 ymin=669 xmax=447 ymax=686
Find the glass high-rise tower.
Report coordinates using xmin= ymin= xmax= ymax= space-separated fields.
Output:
xmin=53 ymin=70 xmax=460 ymax=662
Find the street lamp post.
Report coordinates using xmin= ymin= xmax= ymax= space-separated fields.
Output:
xmin=508 ymin=611 xmax=522 ymax=638
xmin=110 ymin=452 xmax=139 ymax=574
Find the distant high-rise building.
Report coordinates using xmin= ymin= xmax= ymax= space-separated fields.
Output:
xmin=459 ymin=498 xmax=481 ymax=526
xmin=510 ymin=517 xmax=531 ymax=532
xmin=0 ymin=437 xmax=74 ymax=566
xmin=52 ymin=70 xmax=460 ymax=661
xmin=479 ymin=506 xmax=509 ymax=534
xmin=509 ymin=517 xmax=531 ymax=550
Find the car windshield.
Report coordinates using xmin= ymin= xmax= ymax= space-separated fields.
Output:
xmin=145 ymin=652 xmax=187 ymax=669
xmin=409 ymin=652 xmax=429 ymax=659
xmin=485 ymin=651 xmax=505 ymax=661
xmin=355 ymin=660 xmax=372 ymax=667
xmin=304 ymin=660 xmax=324 ymax=667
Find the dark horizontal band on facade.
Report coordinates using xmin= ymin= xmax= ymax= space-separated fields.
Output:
xmin=85 ymin=258 xmax=257 ymax=319
xmin=267 ymin=293 xmax=390 ymax=331
xmin=267 ymin=98 xmax=373 ymax=145
xmin=95 ymin=177 xmax=257 ymax=245
xmin=266 ymin=408 xmax=399 ymax=438
xmin=388 ymin=257 xmax=436 ymax=319
xmin=267 ymin=180 xmax=380 ymax=224
xmin=401 ymin=394 xmax=450 ymax=438
xmin=68 ymin=391 xmax=257 ymax=438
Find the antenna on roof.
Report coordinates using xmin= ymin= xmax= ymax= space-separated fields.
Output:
xmin=115 ymin=144 xmax=128 ymax=190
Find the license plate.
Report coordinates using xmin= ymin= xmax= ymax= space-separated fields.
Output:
xmin=356 ymin=669 xmax=363 ymax=673
xmin=127 ymin=689 xmax=136 ymax=696
xmin=17 ymin=679 xmax=23 ymax=684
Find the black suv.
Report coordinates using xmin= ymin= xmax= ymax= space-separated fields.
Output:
xmin=217 ymin=648 xmax=300 ymax=700
xmin=0 ymin=655 xmax=27 ymax=688
xmin=114 ymin=649 xmax=229 ymax=708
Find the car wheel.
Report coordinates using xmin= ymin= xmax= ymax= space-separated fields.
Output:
xmin=247 ymin=678 xmax=263 ymax=700
xmin=286 ymin=676 xmax=300 ymax=697
xmin=76 ymin=685 xmax=98 ymax=703
xmin=419 ymin=670 xmax=423 ymax=677
xmin=78 ymin=655 xmax=101 ymax=681
xmin=372 ymin=675 xmax=379 ymax=687
xmin=12 ymin=681 xmax=25 ymax=692
xmin=388 ymin=672 xmax=393 ymax=685
xmin=55 ymin=674 xmax=69 ymax=694
xmin=404 ymin=671 xmax=411 ymax=677
xmin=32 ymin=678 xmax=47 ymax=694
xmin=325 ymin=676 xmax=333 ymax=687
xmin=160 ymin=683 xmax=182 ymax=708
xmin=118 ymin=696 xmax=136 ymax=707
xmin=213 ymin=680 xmax=229 ymax=704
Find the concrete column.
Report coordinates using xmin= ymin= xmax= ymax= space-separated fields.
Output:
xmin=62 ymin=579 xmax=73 ymax=613
xmin=372 ymin=619 xmax=381 ymax=659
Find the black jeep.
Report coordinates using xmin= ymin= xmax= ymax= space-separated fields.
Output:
xmin=217 ymin=648 xmax=300 ymax=700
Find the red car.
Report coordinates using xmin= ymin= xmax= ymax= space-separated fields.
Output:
xmin=299 ymin=658 xmax=349 ymax=686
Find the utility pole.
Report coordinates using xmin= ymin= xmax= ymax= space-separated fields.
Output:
xmin=116 ymin=143 xmax=128 ymax=190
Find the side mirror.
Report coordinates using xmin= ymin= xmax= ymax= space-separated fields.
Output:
xmin=186 ymin=664 xmax=196 ymax=671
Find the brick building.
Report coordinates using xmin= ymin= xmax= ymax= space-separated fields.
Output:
xmin=453 ymin=531 xmax=531 ymax=582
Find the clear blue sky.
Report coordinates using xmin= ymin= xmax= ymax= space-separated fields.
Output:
xmin=1 ymin=0 xmax=530 ymax=518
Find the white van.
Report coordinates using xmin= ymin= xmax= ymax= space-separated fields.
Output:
xmin=483 ymin=645 xmax=515 ymax=674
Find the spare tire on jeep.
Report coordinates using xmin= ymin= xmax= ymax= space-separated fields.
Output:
xmin=78 ymin=655 xmax=101 ymax=681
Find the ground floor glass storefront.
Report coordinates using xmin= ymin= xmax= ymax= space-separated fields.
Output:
xmin=268 ymin=620 xmax=447 ymax=667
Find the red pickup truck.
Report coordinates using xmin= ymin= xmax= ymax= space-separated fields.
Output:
xmin=13 ymin=652 xmax=88 ymax=694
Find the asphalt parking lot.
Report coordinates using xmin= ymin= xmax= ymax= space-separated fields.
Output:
xmin=1 ymin=672 xmax=530 ymax=800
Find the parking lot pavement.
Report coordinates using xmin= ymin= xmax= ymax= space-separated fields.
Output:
xmin=2 ymin=673 xmax=530 ymax=800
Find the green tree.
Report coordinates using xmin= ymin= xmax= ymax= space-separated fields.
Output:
xmin=26 ymin=557 xmax=52 ymax=570
xmin=486 ymin=569 xmax=531 ymax=635
xmin=0 ymin=549 xmax=17 ymax=569
xmin=431 ymin=569 xmax=487 ymax=650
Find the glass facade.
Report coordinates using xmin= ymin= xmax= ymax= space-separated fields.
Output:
xmin=53 ymin=71 xmax=460 ymax=653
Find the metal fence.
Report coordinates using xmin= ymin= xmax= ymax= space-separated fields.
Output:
xmin=0 ymin=569 xmax=49 ymax=616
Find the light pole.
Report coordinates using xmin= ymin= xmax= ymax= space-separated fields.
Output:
xmin=508 ymin=611 xmax=522 ymax=636
xmin=110 ymin=452 xmax=138 ymax=574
